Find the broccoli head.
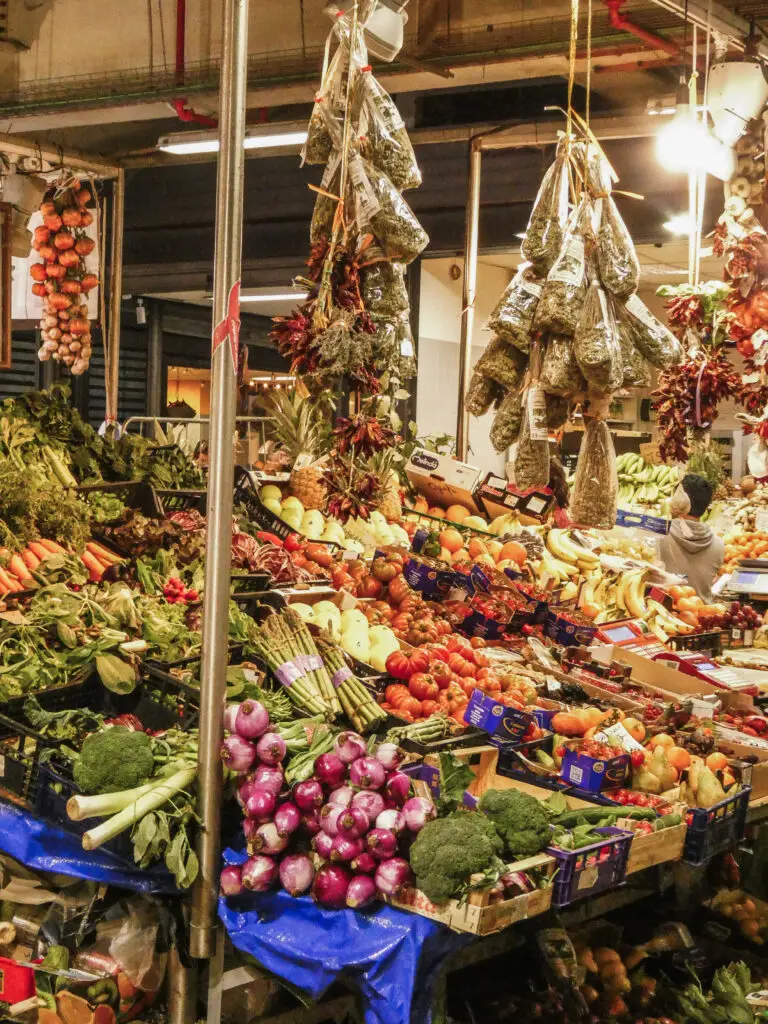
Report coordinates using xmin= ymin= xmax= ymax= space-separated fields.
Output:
xmin=479 ymin=788 xmax=552 ymax=860
xmin=409 ymin=810 xmax=504 ymax=903
xmin=73 ymin=727 xmax=154 ymax=794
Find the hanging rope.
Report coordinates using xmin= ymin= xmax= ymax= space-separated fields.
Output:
xmin=585 ymin=0 xmax=593 ymax=126
xmin=566 ymin=0 xmax=579 ymax=138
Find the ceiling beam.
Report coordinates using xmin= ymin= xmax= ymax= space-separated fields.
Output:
xmin=0 ymin=131 xmax=119 ymax=176
xmin=649 ymin=0 xmax=767 ymax=59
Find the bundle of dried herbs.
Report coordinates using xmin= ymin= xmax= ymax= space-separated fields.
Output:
xmin=349 ymin=154 xmax=428 ymax=263
xmin=612 ymin=296 xmax=652 ymax=388
xmin=540 ymin=334 xmax=586 ymax=397
xmin=303 ymin=61 xmax=344 ymax=166
xmin=475 ymin=335 xmax=527 ymax=390
xmin=535 ymin=199 xmax=591 ymax=337
xmin=546 ymin=393 xmax=571 ymax=429
xmin=467 ymin=372 xmax=503 ymax=417
xmin=352 ymin=69 xmax=421 ymax=192
xmin=362 ymin=260 xmax=409 ymax=316
xmin=309 ymin=155 xmax=341 ymax=244
xmin=569 ymin=416 xmax=618 ymax=529
xmin=574 ymin=281 xmax=623 ymax=393
xmin=623 ymin=294 xmax=683 ymax=369
xmin=596 ymin=195 xmax=640 ymax=299
xmin=487 ymin=264 xmax=543 ymax=353
xmin=512 ymin=391 xmax=551 ymax=489
xmin=490 ymin=389 xmax=524 ymax=452
xmin=521 ymin=138 xmax=570 ymax=274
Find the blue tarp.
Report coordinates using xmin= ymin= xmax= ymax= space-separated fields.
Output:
xmin=0 ymin=801 xmax=176 ymax=894
xmin=219 ymin=850 xmax=472 ymax=1024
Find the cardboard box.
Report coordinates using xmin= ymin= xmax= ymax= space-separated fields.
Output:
xmin=560 ymin=748 xmax=631 ymax=793
xmin=405 ymin=449 xmax=482 ymax=514
xmin=544 ymin=609 xmax=598 ymax=647
xmin=464 ymin=690 xmax=536 ymax=746
xmin=611 ymin=647 xmax=720 ymax=698
xmin=476 ymin=473 xmax=556 ymax=524
xmin=616 ymin=509 xmax=671 ymax=535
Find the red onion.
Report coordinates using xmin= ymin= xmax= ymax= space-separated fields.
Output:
xmin=334 ymin=731 xmax=367 ymax=764
xmin=349 ymin=756 xmax=386 ymax=791
xmin=327 ymin=785 xmax=355 ymax=808
xmin=223 ymin=704 xmax=240 ymax=734
xmin=311 ymin=864 xmax=351 ymax=909
xmin=331 ymin=834 xmax=365 ymax=863
xmin=243 ymin=818 xmax=259 ymax=844
xmin=235 ymin=700 xmax=270 ymax=739
xmin=245 ymin=788 xmax=277 ymax=823
xmin=351 ymin=790 xmax=385 ymax=821
xmin=249 ymin=822 xmax=289 ymax=856
xmin=337 ymin=806 xmax=370 ymax=840
xmin=384 ymin=771 xmax=411 ymax=806
xmin=279 ymin=854 xmax=315 ymax=897
xmin=347 ymin=874 xmax=377 ymax=909
xmin=375 ymin=809 xmax=405 ymax=835
xmin=319 ymin=804 xmax=343 ymax=836
xmin=301 ymin=811 xmax=321 ymax=836
xmin=253 ymin=764 xmax=284 ymax=796
xmin=220 ymin=864 xmax=243 ymax=896
xmin=366 ymin=828 xmax=397 ymax=860
xmin=256 ymin=732 xmax=287 ymax=765
xmin=242 ymin=855 xmax=278 ymax=893
xmin=351 ymin=851 xmax=378 ymax=875
xmin=402 ymin=796 xmax=436 ymax=833
xmin=293 ymin=779 xmax=324 ymax=811
xmin=312 ymin=831 xmax=335 ymax=859
xmin=314 ymin=753 xmax=347 ymax=789
xmin=375 ymin=742 xmax=402 ymax=771
xmin=221 ymin=734 xmax=257 ymax=774
xmin=237 ymin=777 xmax=253 ymax=808
xmin=274 ymin=801 xmax=302 ymax=836
xmin=374 ymin=857 xmax=412 ymax=896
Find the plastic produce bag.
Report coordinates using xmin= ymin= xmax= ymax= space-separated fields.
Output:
xmin=351 ymin=69 xmax=421 ymax=191
xmin=467 ymin=372 xmax=503 ymax=417
xmin=487 ymin=263 xmax=544 ymax=353
xmin=362 ymin=260 xmax=410 ymax=316
xmin=475 ymin=335 xmax=527 ymax=390
xmin=540 ymin=334 xmax=587 ymax=397
xmin=490 ymin=389 xmax=524 ymax=452
xmin=303 ymin=49 xmax=345 ymax=166
xmin=512 ymin=388 xmax=550 ymax=488
xmin=569 ymin=416 xmax=618 ymax=529
xmin=574 ymin=281 xmax=624 ymax=393
xmin=310 ymin=152 xmax=341 ymax=243
xmin=535 ymin=199 xmax=591 ymax=337
xmin=546 ymin=392 xmax=571 ymax=429
xmin=585 ymin=146 xmax=640 ymax=299
xmin=623 ymin=293 xmax=683 ymax=369
xmin=522 ymin=138 xmax=570 ymax=274
xmin=349 ymin=154 xmax=428 ymax=262
xmin=612 ymin=295 xmax=653 ymax=388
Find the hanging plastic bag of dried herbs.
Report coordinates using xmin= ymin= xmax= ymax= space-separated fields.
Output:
xmin=351 ymin=69 xmax=422 ymax=192
xmin=467 ymin=372 xmax=503 ymax=417
xmin=487 ymin=263 xmax=544 ymax=354
xmin=535 ymin=198 xmax=591 ymax=337
xmin=303 ymin=48 xmax=345 ymax=166
xmin=612 ymin=295 xmax=653 ymax=388
xmin=546 ymin=393 xmax=571 ymax=429
xmin=490 ymin=388 xmax=524 ymax=453
xmin=310 ymin=152 xmax=342 ymax=243
xmin=622 ymin=293 xmax=683 ymax=369
xmin=569 ymin=415 xmax=618 ymax=529
xmin=348 ymin=154 xmax=429 ymax=263
xmin=574 ymin=280 xmax=624 ymax=393
xmin=512 ymin=388 xmax=551 ymax=489
xmin=521 ymin=137 xmax=570 ymax=274
xmin=582 ymin=144 xmax=640 ymax=299
xmin=540 ymin=334 xmax=587 ymax=397
xmin=475 ymin=335 xmax=528 ymax=390
xmin=362 ymin=260 xmax=410 ymax=316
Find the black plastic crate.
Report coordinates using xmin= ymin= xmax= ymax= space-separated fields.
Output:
xmin=683 ymin=786 xmax=751 ymax=866
xmin=667 ymin=630 xmax=723 ymax=656
xmin=230 ymin=572 xmax=271 ymax=594
xmin=75 ymin=481 xmax=164 ymax=520
xmin=157 ymin=489 xmax=207 ymax=515
xmin=141 ymin=643 xmax=251 ymax=706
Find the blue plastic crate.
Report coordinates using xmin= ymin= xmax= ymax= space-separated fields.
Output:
xmin=683 ymin=786 xmax=751 ymax=866
xmin=548 ymin=826 xmax=633 ymax=907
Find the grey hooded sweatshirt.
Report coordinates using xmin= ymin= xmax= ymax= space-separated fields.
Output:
xmin=658 ymin=519 xmax=725 ymax=603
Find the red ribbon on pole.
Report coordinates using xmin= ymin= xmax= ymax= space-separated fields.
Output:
xmin=212 ymin=281 xmax=241 ymax=371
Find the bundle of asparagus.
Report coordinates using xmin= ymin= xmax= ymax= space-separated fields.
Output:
xmin=315 ymin=631 xmax=387 ymax=734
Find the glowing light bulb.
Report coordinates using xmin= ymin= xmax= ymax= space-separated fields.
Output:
xmin=655 ymin=107 xmax=736 ymax=180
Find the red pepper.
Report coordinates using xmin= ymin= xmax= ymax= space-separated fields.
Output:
xmin=283 ymin=534 xmax=302 ymax=552
xmin=256 ymin=531 xmax=284 ymax=548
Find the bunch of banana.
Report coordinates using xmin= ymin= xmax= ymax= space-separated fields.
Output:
xmin=616 ymin=453 xmax=679 ymax=509
xmin=644 ymin=599 xmax=697 ymax=640
xmin=545 ymin=529 xmax=601 ymax=571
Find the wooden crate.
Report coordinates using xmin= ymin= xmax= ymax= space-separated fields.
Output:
xmin=387 ymin=853 xmax=555 ymax=935
xmin=619 ymin=819 xmax=687 ymax=874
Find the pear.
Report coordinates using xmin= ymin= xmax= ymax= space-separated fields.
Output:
xmin=343 ymin=538 xmax=365 ymax=554
xmin=369 ymin=644 xmax=390 ymax=673
xmin=302 ymin=510 xmax=325 ymax=540
xmin=633 ymin=765 xmax=662 ymax=794
xmin=368 ymin=625 xmax=397 ymax=647
xmin=260 ymin=484 xmax=283 ymax=503
xmin=322 ymin=520 xmax=346 ymax=544
xmin=341 ymin=608 xmax=368 ymax=633
xmin=560 ymin=581 xmax=578 ymax=602
xmin=262 ymin=497 xmax=283 ymax=517
xmin=280 ymin=506 xmax=304 ymax=531
xmin=374 ymin=524 xmax=395 ymax=547
xmin=463 ymin=515 xmax=488 ymax=530
xmin=341 ymin=627 xmax=370 ymax=663
xmin=281 ymin=496 xmax=305 ymax=513
xmin=695 ymin=766 xmax=727 ymax=808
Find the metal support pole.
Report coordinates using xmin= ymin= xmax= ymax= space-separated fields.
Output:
xmin=456 ymin=138 xmax=483 ymax=461
xmin=189 ymin=0 xmax=249 ymax=960
xmin=106 ymin=168 xmax=125 ymax=423
xmin=167 ymin=946 xmax=198 ymax=1024
xmin=147 ymin=300 xmax=164 ymax=421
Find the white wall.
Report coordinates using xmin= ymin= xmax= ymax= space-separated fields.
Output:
xmin=417 ymin=257 xmax=511 ymax=474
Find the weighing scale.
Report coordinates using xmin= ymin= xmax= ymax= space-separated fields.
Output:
xmin=595 ymin=619 xmax=668 ymax=657
xmin=728 ymin=559 xmax=768 ymax=608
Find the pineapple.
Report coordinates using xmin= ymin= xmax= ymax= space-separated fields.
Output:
xmin=368 ymin=448 xmax=402 ymax=521
xmin=263 ymin=391 xmax=332 ymax=510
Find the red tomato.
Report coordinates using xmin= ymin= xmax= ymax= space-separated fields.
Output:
xmin=387 ymin=576 xmax=412 ymax=604
xmin=360 ymin=576 xmax=384 ymax=599
xmin=385 ymin=649 xmax=430 ymax=680
xmin=436 ymin=619 xmax=453 ymax=634
xmin=423 ymin=643 xmax=449 ymax=663
xmin=431 ymin=662 xmax=453 ymax=689
xmin=401 ymin=697 xmax=423 ymax=718
xmin=391 ymin=612 xmax=414 ymax=631
xmin=473 ymin=651 xmax=490 ymax=668
xmin=469 ymin=637 xmax=487 ymax=649
xmin=409 ymin=673 xmax=439 ymax=701
xmin=421 ymin=699 xmax=440 ymax=717
xmin=451 ymin=707 xmax=468 ymax=727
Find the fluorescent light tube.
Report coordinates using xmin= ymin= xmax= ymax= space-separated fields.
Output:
xmin=238 ymin=292 xmax=309 ymax=303
xmin=158 ymin=126 xmax=308 ymax=156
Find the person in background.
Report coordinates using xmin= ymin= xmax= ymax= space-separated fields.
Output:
xmin=193 ymin=440 xmax=209 ymax=472
xmin=658 ymin=473 xmax=724 ymax=602
xmin=548 ymin=457 xmax=571 ymax=528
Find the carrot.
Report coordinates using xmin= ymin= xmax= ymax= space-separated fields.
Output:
xmin=39 ymin=539 xmax=65 ymax=554
xmin=80 ymin=551 xmax=104 ymax=583
xmin=86 ymin=541 xmax=120 ymax=564
xmin=28 ymin=542 xmax=51 ymax=561
xmin=8 ymin=555 xmax=31 ymax=581
xmin=90 ymin=553 xmax=113 ymax=572
xmin=21 ymin=550 xmax=40 ymax=572
xmin=0 ymin=570 xmax=19 ymax=593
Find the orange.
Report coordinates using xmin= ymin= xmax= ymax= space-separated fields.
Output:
xmin=467 ymin=538 xmax=487 ymax=559
xmin=678 ymin=610 xmax=700 ymax=628
xmin=499 ymin=541 xmax=527 ymax=566
xmin=428 ymin=507 xmax=445 ymax=519
xmin=452 ymin=549 xmax=471 ymax=564
xmin=439 ymin=528 xmax=464 ymax=554
xmin=581 ymin=601 xmax=601 ymax=620
xmin=706 ymin=752 xmax=728 ymax=772
xmin=651 ymin=733 xmax=675 ymax=750
xmin=666 ymin=746 xmax=691 ymax=770
xmin=723 ymin=771 xmax=736 ymax=789
xmin=413 ymin=496 xmax=429 ymax=513
xmin=669 ymin=585 xmax=686 ymax=602
xmin=445 ymin=504 xmax=471 ymax=523
xmin=622 ymin=717 xmax=646 ymax=743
